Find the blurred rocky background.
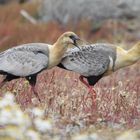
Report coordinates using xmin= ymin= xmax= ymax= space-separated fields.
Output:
xmin=1 ymin=0 xmax=140 ymax=23
xmin=39 ymin=0 xmax=140 ymax=43
xmin=0 ymin=0 xmax=28 ymax=4
xmin=40 ymin=0 xmax=140 ymax=25
xmin=0 ymin=0 xmax=140 ymax=47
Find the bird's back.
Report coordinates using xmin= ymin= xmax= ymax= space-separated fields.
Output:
xmin=58 ymin=43 xmax=117 ymax=77
xmin=0 ymin=43 xmax=50 ymax=76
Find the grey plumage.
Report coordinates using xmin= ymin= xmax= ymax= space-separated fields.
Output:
xmin=0 ymin=43 xmax=50 ymax=76
xmin=59 ymin=43 xmax=117 ymax=77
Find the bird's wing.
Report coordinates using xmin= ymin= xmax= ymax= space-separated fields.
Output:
xmin=0 ymin=43 xmax=50 ymax=76
xmin=58 ymin=44 xmax=116 ymax=77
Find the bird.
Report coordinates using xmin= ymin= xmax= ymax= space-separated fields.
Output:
xmin=0 ymin=31 xmax=80 ymax=101
xmin=58 ymin=42 xmax=140 ymax=106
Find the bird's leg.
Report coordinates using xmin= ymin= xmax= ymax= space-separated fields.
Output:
xmin=79 ymin=75 xmax=90 ymax=87
xmin=87 ymin=86 xmax=97 ymax=107
xmin=26 ymin=75 xmax=41 ymax=102
xmin=79 ymin=75 xmax=97 ymax=110
xmin=30 ymin=85 xmax=41 ymax=102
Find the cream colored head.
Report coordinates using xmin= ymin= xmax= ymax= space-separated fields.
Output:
xmin=133 ymin=42 xmax=140 ymax=55
xmin=55 ymin=31 xmax=80 ymax=48
xmin=48 ymin=32 xmax=80 ymax=69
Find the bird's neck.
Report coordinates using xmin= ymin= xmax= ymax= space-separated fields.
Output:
xmin=48 ymin=42 xmax=66 ymax=69
xmin=114 ymin=43 xmax=140 ymax=71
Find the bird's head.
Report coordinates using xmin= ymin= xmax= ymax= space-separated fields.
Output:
xmin=135 ymin=42 xmax=140 ymax=55
xmin=56 ymin=31 xmax=81 ymax=49
xmin=130 ymin=41 xmax=140 ymax=57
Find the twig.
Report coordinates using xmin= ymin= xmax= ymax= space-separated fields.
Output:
xmin=20 ymin=9 xmax=38 ymax=24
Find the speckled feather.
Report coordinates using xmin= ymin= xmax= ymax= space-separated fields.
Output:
xmin=59 ymin=43 xmax=116 ymax=77
xmin=0 ymin=43 xmax=50 ymax=76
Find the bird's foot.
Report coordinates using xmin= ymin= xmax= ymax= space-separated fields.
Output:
xmin=83 ymin=86 xmax=97 ymax=112
xmin=89 ymin=86 xmax=96 ymax=106
xmin=31 ymin=86 xmax=41 ymax=103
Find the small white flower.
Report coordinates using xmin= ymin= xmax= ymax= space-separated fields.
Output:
xmin=73 ymin=133 xmax=100 ymax=140
xmin=89 ymin=133 xmax=100 ymax=140
xmin=72 ymin=134 xmax=89 ymax=140
xmin=0 ymin=108 xmax=29 ymax=127
xmin=0 ymin=93 xmax=15 ymax=108
xmin=0 ymin=109 xmax=12 ymax=125
xmin=31 ymin=108 xmax=45 ymax=118
xmin=26 ymin=130 xmax=41 ymax=140
xmin=12 ymin=110 xmax=31 ymax=127
xmin=34 ymin=118 xmax=52 ymax=133
xmin=4 ymin=92 xmax=15 ymax=102
xmin=116 ymin=131 xmax=138 ymax=140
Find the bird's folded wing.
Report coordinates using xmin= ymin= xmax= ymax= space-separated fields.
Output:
xmin=59 ymin=45 xmax=110 ymax=77
xmin=0 ymin=43 xmax=49 ymax=76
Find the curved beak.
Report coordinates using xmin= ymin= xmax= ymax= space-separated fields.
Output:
xmin=72 ymin=36 xmax=81 ymax=50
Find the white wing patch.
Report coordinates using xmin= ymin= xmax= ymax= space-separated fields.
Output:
xmin=109 ymin=56 xmax=114 ymax=70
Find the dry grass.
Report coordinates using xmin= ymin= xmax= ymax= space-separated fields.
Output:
xmin=0 ymin=62 xmax=139 ymax=129
xmin=0 ymin=2 xmax=140 ymax=139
